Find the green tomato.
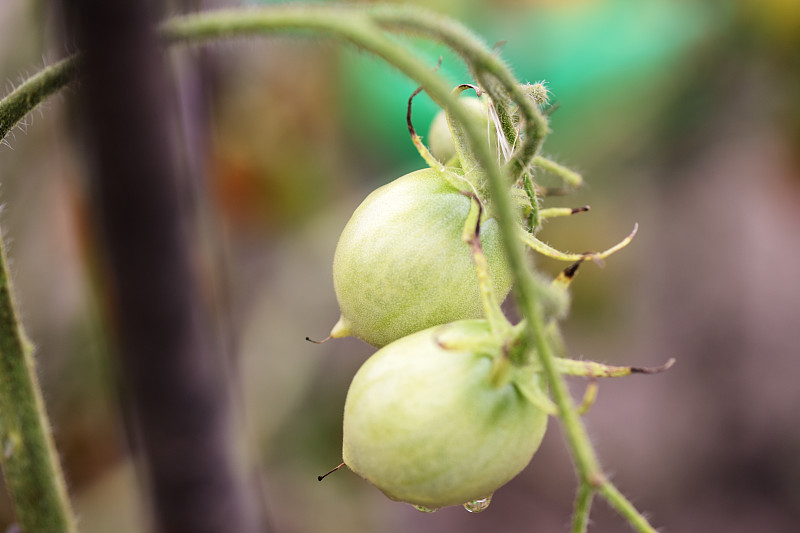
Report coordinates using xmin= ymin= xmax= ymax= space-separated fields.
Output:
xmin=331 ymin=168 xmax=512 ymax=347
xmin=427 ymin=96 xmax=497 ymax=166
xmin=342 ymin=320 xmax=548 ymax=509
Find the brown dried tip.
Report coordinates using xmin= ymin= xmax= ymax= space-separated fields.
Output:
xmin=406 ymin=57 xmax=443 ymax=137
xmin=562 ymin=260 xmax=584 ymax=280
xmin=305 ymin=335 xmax=331 ymax=345
xmin=406 ymin=86 xmax=425 ymax=137
xmin=630 ymin=358 xmax=676 ymax=374
xmin=318 ymin=462 xmax=346 ymax=481
xmin=572 ymin=205 xmax=590 ymax=214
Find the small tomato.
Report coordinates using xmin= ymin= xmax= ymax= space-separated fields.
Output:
xmin=331 ymin=169 xmax=512 ymax=347
xmin=342 ymin=320 xmax=548 ymax=509
xmin=427 ymin=95 xmax=497 ymax=166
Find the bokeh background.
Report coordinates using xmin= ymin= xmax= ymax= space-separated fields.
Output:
xmin=1 ymin=0 xmax=799 ymax=531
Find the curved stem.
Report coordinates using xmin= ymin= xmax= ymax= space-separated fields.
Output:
xmin=367 ymin=6 xmax=549 ymax=168
xmin=446 ymin=84 xmax=487 ymax=195
xmin=368 ymin=7 xmax=549 ymax=236
xmin=533 ymin=155 xmax=583 ymax=189
xmin=519 ymin=222 xmax=638 ymax=262
xmin=461 ymin=197 xmax=511 ymax=338
xmin=406 ymin=86 xmax=447 ymax=173
xmin=571 ymin=482 xmax=595 ymax=533
xmin=599 ymin=481 xmax=658 ymax=533
xmin=0 ymin=56 xmax=79 ymax=143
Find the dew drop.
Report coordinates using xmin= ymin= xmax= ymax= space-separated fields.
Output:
xmin=463 ymin=494 xmax=492 ymax=513
xmin=412 ymin=505 xmax=439 ymax=513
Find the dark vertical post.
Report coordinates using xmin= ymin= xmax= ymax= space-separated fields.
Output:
xmin=66 ymin=1 xmax=262 ymax=532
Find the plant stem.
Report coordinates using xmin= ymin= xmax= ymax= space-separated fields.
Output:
xmin=367 ymin=6 xmax=550 ymax=167
xmin=446 ymin=84 xmax=489 ymax=195
xmin=0 ymin=232 xmax=77 ymax=532
xmin=598 ymin=480 xmax=659 ymax=533
xmin=572 ymin=482 xmax=595 ymax=533
xmin=533 ymin=156 xmax=583 ymax=189
xmin=0 ymin=56 xmax=79 ymax=143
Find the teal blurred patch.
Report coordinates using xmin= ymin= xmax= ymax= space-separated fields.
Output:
xmin=488 ymin=0 xmax=720 ymax=139
xmin=335 ymin=0 xmax=721 ymax=168
xmin=339 ymin=38 xmax=467 ymax=174
xmin=245 ymin=0 xmax=725 ymax=171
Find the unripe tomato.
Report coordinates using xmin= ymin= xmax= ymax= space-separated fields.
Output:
xmin=342 ymin=320 xmax=548 ymax=509
xmin=331 ymin=168 xmax=512 ymax=347
xmin=427 ymin=96 xmax=497 ymax=165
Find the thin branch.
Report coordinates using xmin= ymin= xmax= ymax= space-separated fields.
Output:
xmin=0 ymin=56 xmax=79 ymax=143
xmin=533 ymin=155 xmax=583 ymax=189
xmin=366 ymin=6 xmax=550 ymax=170
xmin=571 ymin=482 xmax=595 ymax=533
xmin=598 ymin=481 xmax=658 ymax=533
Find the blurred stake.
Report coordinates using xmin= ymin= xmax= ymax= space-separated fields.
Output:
xmin=66 ymin=1 xmax=263 ymax=532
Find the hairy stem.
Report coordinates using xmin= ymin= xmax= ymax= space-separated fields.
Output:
xmin=0 ymin=56 xmax=79 ymax=143
xmin=599 ymin=481 xmax=658 ymax=533
xmin=572 ymin=482 xmax=595 ymax=533
xmin=533 ymin=155 xmax=583 ymax=189
xmin=0 ymin=231 xmax=77 ymax=532
xmin=462 ymin=198 xmax=511 ymax=338
xmin=366 ymin=6 xmax=549 ymax=167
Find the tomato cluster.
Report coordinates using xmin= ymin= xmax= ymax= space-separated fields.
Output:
xmin=321 ymin=87 xmax=638 ymax=512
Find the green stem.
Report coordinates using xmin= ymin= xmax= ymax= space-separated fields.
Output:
xmin=533 ymin=155 xmax=583 ymax=189
xmin=445 ymin=85 xmax=487 ymax=195
xmin=367 ymin=6 xmax=550 ymax=168
xmin=571 ymin=482 xmax=595 ymax=533
xmin=522 ymin=170 xmax=540 ymax=231
xmin=0 ymin=236 xmax=77 ymax=532
xmin=367 ymin=6 xmax=550 ymax=229
xmin=461 ymin=199 xmax=511 ymax=338
xmin=598 ymin=481 xmax=658 ymax=533
xmin=492 ymin=94 xmax=518 ymax=157
xmin=0 ymin=56 xmax=79 ymax=143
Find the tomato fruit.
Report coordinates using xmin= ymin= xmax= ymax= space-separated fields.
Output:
xmin=427 ymin=95 xmax=496 ymax=166
xmin=342 ymin=319 xmax=548 ymax=509
xmin=331 ymin=168 xmax=512 ymax=347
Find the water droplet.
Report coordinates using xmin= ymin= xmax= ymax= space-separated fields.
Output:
xmin=412 ymin=504 xmax=439 ymax=513
xmin=463 ymin=494 xmax=492 ymax=513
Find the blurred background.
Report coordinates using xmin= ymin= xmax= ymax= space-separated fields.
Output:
xmin=0 ymin=0 xmax=799 ymax=531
